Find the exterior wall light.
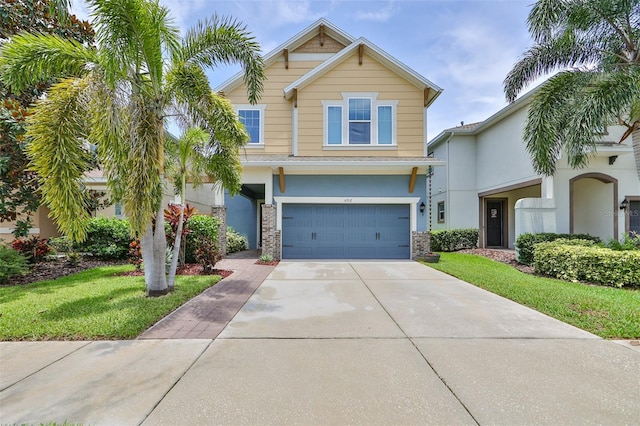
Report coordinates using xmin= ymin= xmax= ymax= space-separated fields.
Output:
xmin=419 ymin=202 xmax=426 ymax=215
xmin=620 ymin=199 xmax=629 ymax=210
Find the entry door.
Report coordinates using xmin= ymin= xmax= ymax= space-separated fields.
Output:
xmin=486 ymin=200 xmax=504 ymax=247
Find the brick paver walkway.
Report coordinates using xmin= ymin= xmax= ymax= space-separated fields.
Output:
xmin=139 ymin=252 xmax=276 ymax=339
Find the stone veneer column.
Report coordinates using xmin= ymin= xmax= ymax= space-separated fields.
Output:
xmin=261 ymin=204 xmax=281 ymax=260
xmin=211 ymin=206 xmax=227 ymax=256
xmin=411 ymin=231 xmax=431 ymax=260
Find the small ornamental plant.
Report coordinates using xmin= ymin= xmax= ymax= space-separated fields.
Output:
xmin=10 ymin=236 xmax=52 ymax=263
xmin=128 ymin=239 xmax=143 ymax=270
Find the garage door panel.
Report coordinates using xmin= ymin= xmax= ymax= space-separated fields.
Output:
xmin=282 ymin=204 xmax=410 ymax=259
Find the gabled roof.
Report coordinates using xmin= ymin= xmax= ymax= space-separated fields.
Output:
xmin=427 ymin=85 xmax=539 ymax=149
xmin=216 ymin=19 xmax=442 ymax=106
xmin=282 ymin=37 xmax=443 ymax=107
xmin=216 ymin=18 xmax=355 ymax=94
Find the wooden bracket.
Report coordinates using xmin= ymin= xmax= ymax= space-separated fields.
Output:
xmin=284 ymin=48 xmax=289 ymax=69
xmin=409 ymin=167 xmax=418 ymax=193
xmin=279 ymin=167 xmax=285 ymax=193
xmin=319 ymin=24 xmax=325 ymax=46
xmin=424 ymin=88 xmax=431 ymax=107
xmin=358 ymin=43 xmax=364 ymax=65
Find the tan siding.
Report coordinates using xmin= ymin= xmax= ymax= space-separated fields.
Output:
xmin=225 ymin=60 xmax=325 ymax=155
xmin=296 ymin=53 xmax=425 ymax=157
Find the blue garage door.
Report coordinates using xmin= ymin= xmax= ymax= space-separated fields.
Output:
xmin=282 ymin=204 xmax=410 ymax=259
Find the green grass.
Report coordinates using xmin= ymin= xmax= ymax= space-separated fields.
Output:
xmin=422 ymin=253 xmax=640 ymax=339
xmin=0 ymin=265 xmax=221 ymax=340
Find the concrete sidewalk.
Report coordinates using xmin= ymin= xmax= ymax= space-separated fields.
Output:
xmin=1 ymin=260 xmax=639 ymax=425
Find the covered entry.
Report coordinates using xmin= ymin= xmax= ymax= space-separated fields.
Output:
xmin=281 ymin=204 xmax=410 ymax=259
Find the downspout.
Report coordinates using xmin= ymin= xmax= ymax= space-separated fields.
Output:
xmin=445 ymin=132 xmax=453 ymax=228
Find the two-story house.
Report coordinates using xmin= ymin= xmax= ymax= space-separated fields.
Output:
xmin=427 ymin=87 xmax=639 ymax=249
xmin=208 ymin=19 xmax=444 ymax=260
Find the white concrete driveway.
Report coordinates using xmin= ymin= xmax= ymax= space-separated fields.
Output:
xmin=146 ymin=260 xmax=640 ymax=425
xmin=2 ymin=260 xmax=639 ymax=425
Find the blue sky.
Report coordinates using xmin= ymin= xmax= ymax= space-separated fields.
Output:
xmin=71 ymin=0 xmax=540 ymax=140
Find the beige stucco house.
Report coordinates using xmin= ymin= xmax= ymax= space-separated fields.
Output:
xmin=427 ymin=88 xmax=639 ymax=248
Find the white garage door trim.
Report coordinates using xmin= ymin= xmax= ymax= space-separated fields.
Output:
xmin=274 ymin=196 xmax=420 ymax=258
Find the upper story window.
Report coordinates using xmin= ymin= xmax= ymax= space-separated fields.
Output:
xmin=323 ymin=93 xmax=397 ymax=147
xmin=236 ymin=105 xmax=266 ymax=146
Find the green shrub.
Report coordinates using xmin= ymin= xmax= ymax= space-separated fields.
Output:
xmin=430 ymin=229 xmax=479 ymax=252
xmin=606 ymin=233 xmax=640 ymax=251
xmin=185 ymin=215 xmax=220 ymax=263
xmin=533 ymin=240 xmax=640 ymax=288
xmin=0 ymin=245 xmax=29 ymax=284
xmin=76 ymin=217 xmax=132 ymax=260
xmin=48 ymin=236 xmax=74 ymax=253
xmin=515 ymin=232 xmax=601 ymax=265
xmin=227 ymin=227 xmax=248 ymax=254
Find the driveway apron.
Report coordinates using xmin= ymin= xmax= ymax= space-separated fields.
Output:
xmin=145 ymin=260 xmax=640 ymax=426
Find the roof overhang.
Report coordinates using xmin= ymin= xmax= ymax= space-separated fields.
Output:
xmin=240 ymin=155 xmax=445 ymax=174
xmin=283 ymin=37 xmax=442 ymax=107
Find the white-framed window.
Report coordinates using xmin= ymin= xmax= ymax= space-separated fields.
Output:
xmin=236 ymin=105 xmax=266 ymax=145
xmin=323 ymin=93 xmax=397 ymax=147
xmin=437 ymin=201 xmax=445 ymax=223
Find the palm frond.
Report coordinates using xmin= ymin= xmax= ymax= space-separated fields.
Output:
xmin=25 ymin=77 xmax=93 ymax=241
xmin=87 ymin=72 xmax=130 ymax=205
xmin=0 ymin=32 xmax=97 ymax=93
xmin=180 ymin=15 xmax=265 ymax=104
xmin=523 ymin=71 xmax=597 ymax=175
xmin=124 ymin=93 xmax=164 ymax=236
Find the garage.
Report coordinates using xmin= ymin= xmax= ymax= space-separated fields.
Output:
xmin=281 ymin=204 xmax=410 ymax=259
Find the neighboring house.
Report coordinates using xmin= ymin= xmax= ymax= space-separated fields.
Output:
xmin=427 ymin=88 xmax=639 ymax=249
xmin=216 ymin=18 xmax=444 ymax=259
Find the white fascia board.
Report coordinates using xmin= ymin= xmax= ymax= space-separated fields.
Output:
xmin=241 ymin=159 xmax=446 ymax=168
xmin=283 ymin=38 xmax=443 ymax=100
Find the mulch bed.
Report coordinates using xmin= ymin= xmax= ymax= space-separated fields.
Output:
xmin=255 ymin=260 xmax=280 ymax=266
xmin=5 ymin=258 xmax=232 ymax=286
xmin=119 ymin=264 xmax=233 ymax=279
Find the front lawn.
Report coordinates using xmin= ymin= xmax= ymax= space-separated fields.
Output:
xmin=422 ymin=253 xmax=640 ymax=339
xmin=0 ymin=265 xmax=221 ymax=340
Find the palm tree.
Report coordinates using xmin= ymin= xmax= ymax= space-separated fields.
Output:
xmin=165 ymin=127 xmax=212 ymax=291
xmin=0 ymin=0 xmax=264 ymax=295
xmin=504 ymin=0 xmax=640 ymax=178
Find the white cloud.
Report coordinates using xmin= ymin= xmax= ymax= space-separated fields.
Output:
xmin=354 ymin=1 xmax=397 ymax=22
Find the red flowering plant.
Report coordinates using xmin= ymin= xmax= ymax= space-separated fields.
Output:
xmin=11 ymin=236 xmax=52 ymax=263
xmin=128 ymin=239 xmax=143 ymax=270
xmin=164 ymin=203 xmax=198 ymax=243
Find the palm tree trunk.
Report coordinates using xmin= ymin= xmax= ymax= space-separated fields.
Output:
xmin=141 ymin=204 xmax=168 ymax=296
xmin=166 ymin=204 xmax=184 ymax=291
xmin=633 ymin=128 xmax=640 ymax=180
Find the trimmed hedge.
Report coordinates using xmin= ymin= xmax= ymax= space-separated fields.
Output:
xmin=227 ymin=227 xmax=248 ymax=254
xmin=533 ymin=239 xmax=640 ymax=288
xmin=515 ymin=232 xmax=601 ymax=265
xmin=430 ymin=229 xmax=479 ymax=252
xmin=76 ymin=217 xmax=132 ymax=260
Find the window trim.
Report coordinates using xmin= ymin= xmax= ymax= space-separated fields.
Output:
xmin=322 ymin=92 xmax=398 ymax=147
xmin=236 ymin=104 xmax=267 ymax=146
xmin=437 ymin=201 xmax=445 ymax=223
